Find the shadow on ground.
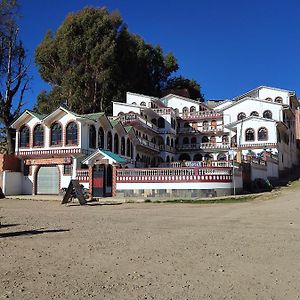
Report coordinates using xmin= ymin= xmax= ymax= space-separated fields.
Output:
xmin=0 ymin=228 xmax=70 ymax=238
xmin=0 ymin=223 xmax=20 ymax=228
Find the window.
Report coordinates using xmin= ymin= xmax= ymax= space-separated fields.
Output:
xmin=114 ymin=133 xmax=119 ymax=154
xmin=217 ymin=153 xmax=227 ymax=161
xmin=250 ymin=111 xmax=259 ymax=117
xmin=23 ymin=165 xmax=30 ymax=176
xmin=121 ymin=137 xmax=125 ymax=155
xmin=182 ymin=107 xmax=188 ymax=114
xmin=222 ymin=135 xmax=229 ymax=144
xmin=20 ymin=126 xmax=30 ymax=148
xmin=126 ymin=138 xmax=131 ymax=157
xmin=275 ymin=97 xmax=283 ymax=104
xmin=203 ymin=121 xmax=209 ymax=130
xmin=190 ymin=106 xmax=196 ymax=112
xmin=140 ymin=101 xmax=146 ymax=106
xmin=66 ymin=122 xmax=78 ymax=145
xmin=63 ymin=164 xmax=72 ymax=175
xmin=89 ymin=125 xmax=96 ymax=148
xmin=211 ymin=120 xmax=217 ymax=129
xmin=258 ymin=127 xmax=268 ymax=141
xmin=184 ymin=122 xmax=190 ymax=128
xmin=237 ymin=112 xmax=246 ymax=120
xmin=131 ymin=102 xmax=137 ymax=105
xmin=98 ymin=127 xmax=104 ymax=148
xmin=158 ymin=117 xmax=165 ymax=128
xmin=50 ymin=122 xmax=62 ymax=146
xmin=202 ymin=136 xmax=209 ymax=143
xmin=166 ymin=136 xmax=170 ymax=146
xmin=263 ymin=110 xmax=272 ymax=119
xmin=33 ymin=125 xmax=44 ymax=147
xmin=265 ymin=97 xmax=272 ymax=101
xmin=210 ymin=136 xmax=216 ymax=143
xmin=183 ymin=137 xmax=189 ymax=144
xmin=245 ymin=128 xmax=255 ymax=141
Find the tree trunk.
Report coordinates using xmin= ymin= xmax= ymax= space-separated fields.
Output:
xmin=5 ymin=127 xmax=15 ymax=154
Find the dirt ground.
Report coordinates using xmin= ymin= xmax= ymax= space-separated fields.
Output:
xmin=1 ymin=184 xmax=300 ymax=300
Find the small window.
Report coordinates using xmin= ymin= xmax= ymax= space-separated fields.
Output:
xmin=202 ymin=136 xmax=209 ymax=143
xmin=237 ymin=112 xmax=246 ymax=120
xmin=182 ymin=107 xmax=188 ymax=114
xmin=140 ymin=101 xmax=146 ymax=106
xmin=275 ymin=97 xmax=283 ymax=104
xmin=210 ymin=136 xmax=216 ymax=143
xmin=63 ymin=164 xmax=72 ymax=175
xmin=250 ymin=111 xmax=259 ymax=117
xmin=20 ymin=126 xmax=30 ymax=148
xmin=50 ymin=122 xmax=62 ymax=146
xmin=190 ymin=106 xmax=196 ymax=112
xmin=265 ymin=97 xmax=272 ymax=101
xmin=66 ymin=122 xmax=78 ymax=145
xmin=263 ymin=110 xmax=272 ymax=119
xmin=258 ymin=127 xmax=268 ymax=141
xmin=245 ymin=128 xmax=255 ymax=141
xmin=89 ymin=125 xmax=96 ymax=148
xmin=33 ymin=124 xmax=44 ymax=147
xmin=203 ymin=121 xmax=209 ymax=130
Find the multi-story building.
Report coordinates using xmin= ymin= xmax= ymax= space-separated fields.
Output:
xmin=9 ymin=85 xmax=299 ymax=197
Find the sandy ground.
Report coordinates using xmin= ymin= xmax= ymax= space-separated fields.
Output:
xmin=1 ymin=185 xmax=300 ymax=300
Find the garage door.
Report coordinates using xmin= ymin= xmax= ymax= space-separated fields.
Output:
xmin=37 ymin=166 xmax=59 ymax=194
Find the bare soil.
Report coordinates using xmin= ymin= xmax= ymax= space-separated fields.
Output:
xmin=1 ymin=184 xmax=300 ymax=299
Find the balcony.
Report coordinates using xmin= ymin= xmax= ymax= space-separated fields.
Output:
xmin=159 ymin=144 xmax=176 ymax=153
xmin=137 ymin=137 xmax=160 ymax=152
xmin=152 ymin=108 xmax=175 ymax=116
xmin=178 ymin=111 xmax=223 ymax=120
xmin=119 ymin=113 xmax=159 ymax=133
xmin=176 ymin=142 xmax=230 ymax=151
xmin=177 ymin=125 xmax=224 ymax=134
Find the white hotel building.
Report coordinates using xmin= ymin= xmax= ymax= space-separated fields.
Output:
xmin=7 ymin=86 xmax=299 ymax=198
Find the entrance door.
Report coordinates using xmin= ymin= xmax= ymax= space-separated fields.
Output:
xmin=104 ymin=165 xmax=113 ymax=197
xmin=37 ymin=166 xmax=59 ymax=194
xmin=93 ymin=165 xmax=105 ymax=197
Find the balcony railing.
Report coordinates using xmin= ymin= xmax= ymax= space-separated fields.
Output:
xmin=177 ymin=125 xmax=224 ymax=134
xmin=178 ymin=111 xmax=223 ymax=120
xmin=76 ymin=169 xmax=89 ymax=182
xmin=137 ymin=137 xmax=160 ymax=151
xmin=159 ymin=160 xmax=234 ymax=168
xmin=152 ymin=108 xmax=174 ymax=116
xmin=119 ymin=113 xmax=159 ymax=133
xmin=159 ymin=144 xmax=176 ymax=152
xmin=176 ymin=143 xmax=230 ymax=150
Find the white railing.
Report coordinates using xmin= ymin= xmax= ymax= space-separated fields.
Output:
xmin=137 ymin=137 xmax=160 ymax=151
xmin=76 ymin=169 xmax=89 ymax=182
xmin=119 ymin=113 xmax=159 ymax=132
xmin=177 ymin=125 xmax=224 ymax=133
xmin=159 ymin=160 xmax=234 ymax=168
xmin=178 ymin=111 xmax=223 ymax=120
xmin=152 ymin=108 xmax=174 ymax=116
xmin=176 ymin=143 xmax=230 ymax=150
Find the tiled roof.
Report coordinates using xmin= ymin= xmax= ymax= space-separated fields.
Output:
xmin=100 ymin=149 xmax=127 ymax=163
xmin=81 ymin=112 xmax=105 ymax=121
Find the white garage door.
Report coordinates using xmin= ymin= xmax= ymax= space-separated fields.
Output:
xmin=37 ymin=166 xmax=59 ymax=194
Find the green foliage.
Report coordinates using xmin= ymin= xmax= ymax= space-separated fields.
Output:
xmin=35 ymin=7 xmax=199 ymax=115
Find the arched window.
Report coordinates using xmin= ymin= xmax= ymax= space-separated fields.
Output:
xmin=191 ymin=137 xmax=197 ymax=145
xmin=183 ymin=137 xmax=189 ymax=144
xmin=263 ymin=110 xmax=272 ymax=119
xmin=275 ymin=97 xmax=283 ymax=103
xmin=174 ymin=108 xmax=179 ymax=115
xmin=190 ymin=106 xmax=196 ymax=113
xmin=118 ymin=112 xmax=124 ymax=117
xmin=66 ymin=122 xmax=78 ymax=145
xmin=20 ymin=125 xmax=30 ymax=148
xmin=258 ymin=127 xmax=268 ymax=141
xmin=33 ymin=125 xmax=44 ymax=147
xmin=210 ymin=136 xmax=216 ymax=143
xmin=131 ymin=102 xmax=137 ymax=105
xmin=265 ymin=97 xmax=272 ymax=101
xmin=107 ymin=131 xmax=112 ymax=151
xmin=194 ymin=153 xmax=203 ymax=161
xmin=217 ymin=153 xmax=227 ymax=161
xmin=166 ymin=136 xmax=170 ymax=146
xmin=250 ymin=111 xmax=259 ymax=117
xmin=121 ymin=137 xmax=125 ymax=155
xmin=158 ymin=117 xmax=165 ymax=128
xmin=237 ymin=112 xmax=246 ymax=120
xmin=151 ymin=118 xmax=157 ymax=126
xmin=140 ymin=101 xmax=146 ymax=106
xmin=222 ymin=135 xmax=229 ymax=144
xmin=203 ymin=121 xmax=209 ymax=130
xmin=171 ymin=138 xmax=174 ymax=147
xmin=211 ymin=120 xmax=217 ymax=129
xmin=182 ymin=107 xmax=188 ymax=114
xmin=98 ymin=127 xmax=104 ymax=148
xmin=245 ymin=128 xmax=255 ymax=141
xmin=202 ymin=136 xmax=209 ymax=143
xmin=89 ymin=125 xmax=96 ymax=148
xmin=166 ymin=156 xmax=170 ymax=163
xmin=126 ymin=138 xmax=131 ymax=157
xmin=51 ymin=122 xmax=62 ymax=146
xmin=114 ymin=133 xmax=119 ymax=154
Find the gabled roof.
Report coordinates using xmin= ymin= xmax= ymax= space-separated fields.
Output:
xmin=226 ymin=115 xmax=276 ymax=129
xmin=82 ymin=148 xmax=127 ymax=165
xmin=10 ymin=110 xmax=46 ymax=128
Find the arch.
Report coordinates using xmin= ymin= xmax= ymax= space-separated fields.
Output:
xmin=210 ymin=136 xmax=216 ymax=143
xmin=182 ymin=107 xmax=189 ymax=114
xmin=114 ymin=133 xmax=119 ymax=154
xmin=202 ymin=120 xmax=209 ymax=130
xmin=263 ymin=110 xmax=272 ymax=119
xmin=275 ymin=97 xmax=283 ymax=103
xmin=107 ymin=131 xmax=112 ymax=151
xmin=179 ymin=153 xmax=191 ymax=161
xmin=194 ymin=153 xmax=203 ymax=161
xmin=174 ymin=108 xmax=179 ymax=115
xmin=170 ymin=138 xmax=174 ymax=147
xmin=166 ymin=136 xmax=170 ymax=146
xmin=158 ymin=117 xmax=165 ymax=128
xmin=20 ymin=125 xmax=30 ymax=148
xmin=131 ymin=102 xmax=137 ymax=105
xmin=258 ymin=127 xmax=268 ymax=141
xmin=66 ymin=122 xmax=78 ymax=145
xmin=89 ymin=125 xmax=96 ymax=148
xmin=183 ymin=137 xmax=189 ymax=144
xmin=217 ymin=153 xmax=227 ymax=161
xmin=117 ymin=112 xmax=124 ymax=117
xmin=121 ymin=137 xmax=125 ymax=155
xmin=250 ymin=111 xmax=259 ymax=117
xmin=50 ymin=122 xmax=62 ymax=146
xmin=222 ymin=135 xmax=229 ymax=144
xmin=202 ymin=136 xmax=209 ymax=143
xmin=166 ymin=156 xmax=170 ymax=163
xmin=245 ymin=128 xmax=255 ymax=141
xmin=171 ymin=157 xmax=174 ymax=162
xmin=33 ymin=124 xmax=44 ymax=147
xmin=140 ymin=101 xmax=146 ymax=106
xmin=211 ymin=120 xmax=217 ymax=129
xmin=237 ymin=112 xmax=246 ymax=120
xmin=190 ymin=106 xmax=196 ymax=112
xmin=98 ymin=127 xmax=105 ymax=148
xmin=265 ymin=97 xmax=272 ymax=101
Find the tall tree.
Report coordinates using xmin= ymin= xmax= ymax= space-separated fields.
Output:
xmin=34 ymin=7 xmax=180 ymax=114
xmin=0 ymin=0 xmax=29 ymax=153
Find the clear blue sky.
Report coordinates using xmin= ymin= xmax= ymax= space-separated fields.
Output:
xmin=19 ymin=0 xmax=300 ymax=109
